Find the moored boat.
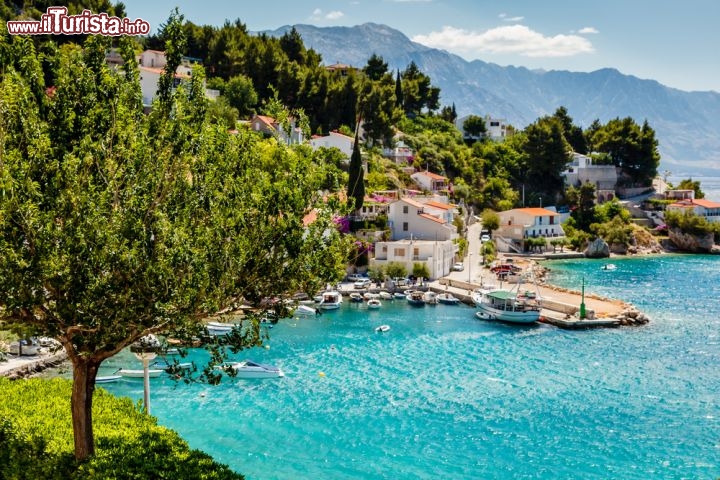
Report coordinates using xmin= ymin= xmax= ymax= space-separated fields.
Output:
xmin=393 ymin=292 xmax=406 ymax=299
xmin=378 ymin=291 xmax=393 ymax=300
xmin=472 ymin=289 xmax=540 ymax=324
xmin=406 ymin=290 xmax=425 ymax=306
xmin=95 ymin=375 xmax=122 ymax=384
xmin=437 ymin=293 xmax=461 ymax=305
xmin=118 ymin=368 xmax=165 ymax=378
xmin=367 ymin=298 xmax=382 ymax=309
xmin=218 ymin=360 xmax=284 ymax=379
xmin=375 ymin=325 xmax=391 ymax=333
xmin=319 ymin=291 xmax=343 ymax=310
xmin=349 ymin=292 xmax=364 ymax=303
xmin=422 ymin=291 xmax=438 ymax=305
xmin=295 ymin=304 xmax=319 ymax=316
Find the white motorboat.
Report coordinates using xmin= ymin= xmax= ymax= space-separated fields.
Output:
xmin=349 ymin=292 xmax=364 ymax=303
xmin=220 ymin=360 xmax=284 ymax=379
xmin=378 ymin=291 xmax=393 ymax=300
xmin=422 ymin=291 xmax=438 ymax=305
xmin=601 ymin=263 xmax=617 ymax=271
xmin=437 ymin=293 xmax=461 ymax=305
xmin=318 ymin=291 xmax=343 ymax=310
xmin=95 ymin=375 xmax=123 ymax=384
xmin=393 ymin=292 xmax=406 ymax=299
xmin=118 ymin=368 xmax=165 ymax=378
xmin=367 ymin=298 xmax=382 ymax=309
xmin=295 ymin=304 xmax=319 ymax=316
xmin=363 ymin=292 xmax=379 ymax=300
xmin=475 ymin=311 xmax=496 ymax=322
xmin=375 ymin=325 xmax=391 ymax=333
xmin=206 ymin=322 xmax=235 ymax=336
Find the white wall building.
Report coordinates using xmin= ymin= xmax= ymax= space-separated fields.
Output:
xmin=371 ymin=239 xmax=457 ymax=279
xmin=455 ymin=114 xmax=508 ymax=141
xmin=310 ymin=131 xmax=355 ymax=158
xmin=562 ymin=152 xmax=618 ymax=203
xmin=410 ymin=171 xmax=449 ymax=194
xmin=387 ymin=197 xmax=457 ymax=242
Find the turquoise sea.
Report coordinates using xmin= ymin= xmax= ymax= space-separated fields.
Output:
xmin=96 ymin=255 xmax=720 ymax=480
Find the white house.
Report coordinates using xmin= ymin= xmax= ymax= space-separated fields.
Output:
xmin=136 ymin=50 xmax=217 ymax=108
xmin=410 ymin=171 xmax=449 ymax=194
xmin=387 ymin=197 xmax=457 ymax=242
xmin=371 ymin=239 xmax=457 ymax=279
xmin=383 ymin=140 xmax=414 ymax=165
xmin=455 ymin=114 xmax=508 ymax=141
xmin=666 ymin=199 xmax=720 ymax=223
xmin=495 ymin=208 xmax=565 ymax=253
xmin=562 ymin=152 xmax=618 ymax=203
xmin=310 ymin=131 xmax=355 ymax=158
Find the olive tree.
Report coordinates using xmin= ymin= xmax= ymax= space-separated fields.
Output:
xmin=0 ymin=21 xmax=348 ymax=461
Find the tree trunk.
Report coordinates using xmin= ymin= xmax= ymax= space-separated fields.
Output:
xmin=71 ymin=359 xmax=99 ymax=461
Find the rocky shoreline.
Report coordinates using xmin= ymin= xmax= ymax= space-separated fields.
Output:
xmin=0 ymin=351 xmax=68 ymax=380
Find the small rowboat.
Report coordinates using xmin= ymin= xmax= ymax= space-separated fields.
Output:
xmin=118 ymin=368 xmax=165 ymax=378
xmin=375 ymin=325 xmax=391 ymax=333
xmin=95 ymin=375 xmax=122 ymax=384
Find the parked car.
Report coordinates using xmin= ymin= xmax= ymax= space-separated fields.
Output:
xmin=452 ymin=262 xmax=464 ymax=271
xmin=480 ymin=234 xmax=491 ymax=243
xmin=353 ymin=279 xmax=372 ymax=289
xmin=347 ymin=273 xmax=366 ymax=282
xmin=490 ymin=264 xmax=521 ymax=274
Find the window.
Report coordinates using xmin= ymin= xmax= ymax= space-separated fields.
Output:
xmin=403 ymin=205 xmax=409 ymax=214
xmin=403 ymin=222 xmax=409 ymax=231
xmin=413 ymin=247 xmax=420 ymax=260
xmin=394 ymin=248 xmax=405 ymax=257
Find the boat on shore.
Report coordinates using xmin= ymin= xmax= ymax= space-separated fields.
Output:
xmin=472 ymin=289 xmax=540 ymax=324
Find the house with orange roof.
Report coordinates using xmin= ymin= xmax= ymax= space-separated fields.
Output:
xmin=411 ymin=171 xmax=449 ymax=194
xmin=495 ymin=207 xmax=566 ymax=253
xmin=666 ymin=198 xmax=720 ymax=223
xmin=250 ymin=114 xmax=304 ymax=145
xmin=309 ymin=130 xmax=355 ymax=158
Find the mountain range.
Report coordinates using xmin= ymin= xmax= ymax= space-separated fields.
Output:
xmin=264 ymin=22 xmax=720 ymax=176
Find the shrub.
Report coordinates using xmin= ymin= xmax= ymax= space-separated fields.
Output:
xmin=385 ymin=262 xmax=407 ymax=279
xmin=0 ymin=378 xmax=243 ymax=480
xmin=412 ymin=263 xmax=431 ymax=279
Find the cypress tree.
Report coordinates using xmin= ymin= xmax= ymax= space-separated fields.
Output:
xmin=394 ymin=69 xmax=403 ymax=109
xmin=347 ymin=131 xmax=365 ymax=212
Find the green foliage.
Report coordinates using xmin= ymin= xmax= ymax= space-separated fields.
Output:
xmin=385 ymin=262 xmax=407 ymax=279
xmin=0 ymin=378 xmax=243 ymax=479
xmin=587 ymin=117 xmax=660 ymax=185
xmin=674 ymin=178 xmax=705 ymax=199
xmin=592 ymin=215 xmax=634 ymax=246
xmin=562 ymin=217 xmax=591 ymax=250
xmin=481 ymin=239 xmax=496 ymax=264
xmin=412 ymin=262 xmax=431 ymax=279
xmin=454 ymin=237 xmax=468 ymax=259
xmin=566 ymin=182 xmax=598 ymax=231
xmin=223 ymin=75 xmax=258 ymax=117
xmin=481 ymin=210 xmax=500 ymax=232
xmin=462 ymin=115 xmax=487 ymax=140
xmin=594 ymin=198 xmax=631 ymax=224
xmin=525 ymin=237 xmax=547 ymax=253
xmin=206 ymin=96 xmax=239 ymax=129
xmin=367 ymin=265 xmax=385 ymax=282
xmin=521 ymin=116 xmax=571 ymax=201
xmin=665 ymin=210 xmax=715 ymax=235
xmin=347 ymin=133 xmax=365 ymax=211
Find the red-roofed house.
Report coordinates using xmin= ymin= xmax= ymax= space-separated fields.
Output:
xmin=495 ymin=207 xmax=566 ymax=253
xmin=666 ymin=198 xmax=720 ymax=223
xmin=411 ymin=171 xmax=449 ymax=193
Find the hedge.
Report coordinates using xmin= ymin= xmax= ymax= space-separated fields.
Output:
xmin=0 ymin=378 xmax=243 ymax=480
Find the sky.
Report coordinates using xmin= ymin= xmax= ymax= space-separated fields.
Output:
xmin=118 ymin=0 xmax=720 ymax=93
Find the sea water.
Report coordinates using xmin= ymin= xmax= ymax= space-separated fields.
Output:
xmin=96 ymin=255 xmax=720 ymax=479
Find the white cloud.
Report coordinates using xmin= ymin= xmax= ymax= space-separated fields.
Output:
xmin=499 ymin=13 xmax=525 ymax=22
xmin=310 ymin=8 xmax=345 ymax=21
xmin=412 ymin=25 xmax=595 ymax=58
xmin=325 ymin=10 xmax=344 ymax=20
xmin=578 ymin=27 xmax=599 ymax=34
